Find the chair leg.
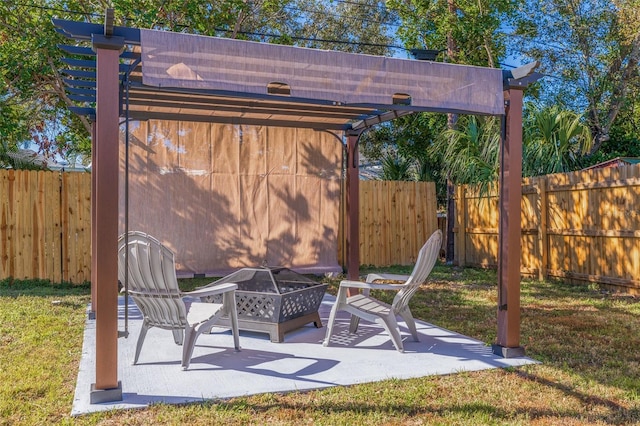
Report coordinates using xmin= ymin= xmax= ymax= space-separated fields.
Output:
xmin=134 ymin=321 xmax=150 ymax=365
xmin=380 ymin=315 xmax=404 ymax=352
xmin=399 ymin=308 xmax=420 ymax=342
xmin=349 ymin=315 xmax=361 ymax=333
xmin=322 ymin=302 xmax=340 ymax=347
xmin=172 ymin=329 xmax=184 ymax=345
xmin=224 ymin=291 xmax=241 ymax=351
xmin=181 ymin=325 xmax=199 ymax=370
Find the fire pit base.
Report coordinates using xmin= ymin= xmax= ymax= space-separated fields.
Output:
xmin=212 ymin=311 xmax=322 ymax=343
xmin=199 ymin=266 xmax=328 ymax=342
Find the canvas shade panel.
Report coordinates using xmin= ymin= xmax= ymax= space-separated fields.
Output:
xmin=119 ymin=121 xmax=343 ymax=276
xmin=139 ymin=29 xmax=504 ymax=117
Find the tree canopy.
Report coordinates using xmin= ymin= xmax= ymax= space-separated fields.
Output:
xmin=512 ymin=0 xmax=640 ymax=156
xmin=0 ymin=0 xmax=396 ymax=164
xmin=387 ymin=0 xmax=514 ymax=67
xmin=1 ymin=0 xmax=639 ymax=175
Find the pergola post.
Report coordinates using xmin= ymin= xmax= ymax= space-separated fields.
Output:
xmin=493 ymin=87 xmax=525 ymax=358
xmin=89 ymin=30 xmax=124 ymax=403
xmin=346 ymin=131 xmax=361 ymax=285
xmin=90 ymin=121 xmax=97 ymax=319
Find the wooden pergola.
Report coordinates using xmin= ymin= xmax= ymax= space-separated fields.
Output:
xmin=54 ymin=11 xmax=537 ymax=403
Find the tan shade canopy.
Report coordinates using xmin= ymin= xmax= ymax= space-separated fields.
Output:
xmin=138 ymin=29 xmax=504 ymax=128
xmin=55 ymin=19 xmax=506 ymax=131
xmin=119 ymin=121 xmax=344 ymax=276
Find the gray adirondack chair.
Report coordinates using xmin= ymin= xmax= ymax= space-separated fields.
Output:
xmin=118 ymin=231 xmax=240 ymax=369
xmin=323 ymin=230 xmax=442 ymax=352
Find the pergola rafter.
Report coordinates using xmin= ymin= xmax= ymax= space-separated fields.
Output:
xmin=53 ymin=12 xmax=536 ymax=404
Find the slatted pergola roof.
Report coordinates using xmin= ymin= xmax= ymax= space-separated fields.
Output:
xmin=54 ymin=19 xmax=505 ymax=132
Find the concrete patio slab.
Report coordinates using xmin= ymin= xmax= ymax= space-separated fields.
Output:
xmin=71 ymin=294 xmax=537 ymax=415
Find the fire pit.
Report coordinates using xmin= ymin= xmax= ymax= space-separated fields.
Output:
xmin=199 ymin=267 xmax=328 ymax=342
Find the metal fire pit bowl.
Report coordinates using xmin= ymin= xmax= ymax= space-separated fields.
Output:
xmin=199 ymin=267 xmax=328 ymax=342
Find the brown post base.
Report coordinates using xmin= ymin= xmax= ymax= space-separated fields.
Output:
xmin=87 ymin=304 xmax=96 ymax=320
xmin=90 ymin=381 xmax=122 ymax=404
xmin=492 ymin=344 xmax=526 ymax=358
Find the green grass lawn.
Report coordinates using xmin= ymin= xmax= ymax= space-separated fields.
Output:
xmin=1 ymin=265 xmax=639 ymax=425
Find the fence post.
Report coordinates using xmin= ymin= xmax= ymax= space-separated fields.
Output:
xmin=537 ymin=177 xmax=548 ymax=281
xmin=455 ymin=185 xmax=466 ymax=266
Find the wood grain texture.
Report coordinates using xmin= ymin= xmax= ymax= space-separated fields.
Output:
xmin=455 ymin=164 xmax=640 ymax=294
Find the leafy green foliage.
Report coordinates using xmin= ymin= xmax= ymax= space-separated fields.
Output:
xmin=511 ymin=0 xmax=640 ymax=155
xmin=0 ymin=0 xmax=94 ymax=165
xmin=522 ymin=104 xmax=593 ymax=175
xmin=432 ymin=115 xmax=501 ymax=194
xmin=0 ymin=101 xmax=31 ymax=148
xmin=292 ymin=0 xmax=398 ymax=55
xmin=379 ymin=152 xmax=414 ymax=180
xmin=387 ymin=0 xmax=514 ymax=67
xmin=0 ymin=0 xmax=396 ymax=167
xmin=363 ymin=104 xmax=597 ymax=195
xmin=360 ymin=113 xmax=447 ymax=194
xmin=370 ymin=0 xmax=640 ymax=174
xmin=584 ymin=85 xmax=640 ymax=166
xmin=374 ymin=106 xmax=595 ymax=195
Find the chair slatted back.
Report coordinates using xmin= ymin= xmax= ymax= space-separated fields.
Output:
xmin=392 ymin=230 xmax=442 ymax=314
xmin=118 ymin=231 xmax=188 ymax=329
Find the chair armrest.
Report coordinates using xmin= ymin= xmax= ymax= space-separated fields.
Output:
xmin=184 ymin=283 xmax=238 ymax=298
xmin=339 ymin=280 xmax=404 ymax=291
xmin=366 ymin=273 xmax=410 ymax=283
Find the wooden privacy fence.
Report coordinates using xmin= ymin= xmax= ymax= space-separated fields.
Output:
xmin=0 ymin=170 xmax=91 ymax=283
xmin=339 ymin=180 xmax=439 ymax=267
xmin=455 ymin=164 xmax=640 ymax=294
xmin=12 ymin=161 xmax=640 ymax=292
xmin=1 ymin=170 xmax=438 ymax=283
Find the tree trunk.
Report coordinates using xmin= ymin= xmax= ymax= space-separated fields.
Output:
xmin=587 ymin=33 xmax=640 ymax=156
xmin=445 ymin=177 xmax=455 ymax=263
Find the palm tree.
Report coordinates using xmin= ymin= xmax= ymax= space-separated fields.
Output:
xmin=523 ymin=105 xmax=592 ymax=176
xmin=433 ymin=106 xmax=592 ymax=188
xmin=379 ymin=151 xmax=414 ymax=180
xmin=432 ymin=115 xmax=501 ymax=195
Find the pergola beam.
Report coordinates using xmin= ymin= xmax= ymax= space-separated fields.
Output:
xmin=126 ymin=112 xmax=354 ymax=130
xmin=125 ymin=87 xmax=377 ymax=116
xmin=53 ymin=18 xmax=141 ymax=44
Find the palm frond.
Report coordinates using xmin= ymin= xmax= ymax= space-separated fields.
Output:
xmin=380 ymin=152 xmax=414 ymax=181
xmin=523 ymin=104 xmax=593 ymax=176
